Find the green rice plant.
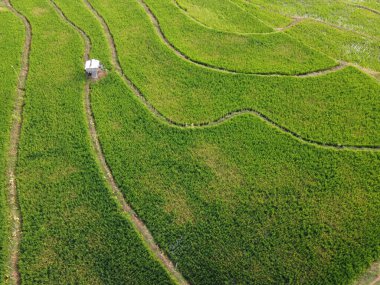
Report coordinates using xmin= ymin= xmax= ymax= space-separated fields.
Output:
xmin=90 ymin=71 xmax=380 ymax=284
xmin=173 ymin=0 xmax=273 ymax=33
xmin=0 ymin=7 xmax=24 ymax=283
xmin=89 ymin=0 xmax=380 ymax=146
xmin=247 ymin=0 xmax=380 ymax=38
xmin=50 ymin=2 xmax=380 ymax=282
xmin=10 ymin=0 xmax=174 ymax=283
xmin=227 ymin=0 xmax=292 ymax=28
xmin=286 ymin=19 xmax=380 ymax=72
xmin=143 ymin=0 xmax=337 ymax=75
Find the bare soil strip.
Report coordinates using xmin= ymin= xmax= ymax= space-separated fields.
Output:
xmin=3 ymin=0 xmax=31 ymax=284
xmin=50 ymin=1 xmax=189 ymax=284
xmin=369 ymin=275 xmax=380 ymax=285
xmin=82 ymin=0 xmax=379 ymax=152
xmin=136 ymin=0 xmax=346 ymax=77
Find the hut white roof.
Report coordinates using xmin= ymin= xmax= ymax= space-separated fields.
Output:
xmin=85 ymin=59 xmax=100 ymax=70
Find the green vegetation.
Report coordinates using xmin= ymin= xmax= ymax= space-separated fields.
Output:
xmin=0 ymin=6 xmax=24 ymax=282
xmin=174 ymin=0 xmax=273 ymax=33
xmin=1 ymin=0 xmax=378 ymax=283
xmin=90 ymin=72 xmax=380 ymax=284
xmin=244 ymin=0 xmax=380 ymax=38
xmin=229 ymin=0 xmax=292 ymax=28
xmin=144 ymin=0 xmax=337 ymax=74
xmin=11 ymin=0 xmax=173 ymax=283
xmin=89 ymin=0 xmax=380 ymax=146
xmin=286 ymin=19 xmax=380 ymax=72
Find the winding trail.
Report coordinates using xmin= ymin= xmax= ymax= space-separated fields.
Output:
xmin=369 ymin=275 xmax=380 ymax=285
xmin=83 ymin=0 xmax=379 ymax=151
xmin=50 ymin=1 xmax=189 ymax=284
xmin=3 ymin=0 xmax=31 ymax=284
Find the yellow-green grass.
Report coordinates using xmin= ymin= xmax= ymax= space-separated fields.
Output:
xmin=226 ymin=0 xmax=293 ymax=28
xmin=0 ymin=6 xmax=24 ymax=283
xmin=174 ymin=0 xmax=273 ymax=33
xmin=143 ymin=0 xmax=337 ymax=75
xmin=89 ymin=0 xmax=380 ymax=146
xmin=11 ymin=0 xmax=174 ymax=283
xmin=286 ymin=19 xmax=380 ymax=72
xmin=248 ymin=0 xmax=380 ymax=38
xmin=54 ymin=0 xmax=380 ymax=283
xmin=90 ymin=71 xmax=380 ymax=284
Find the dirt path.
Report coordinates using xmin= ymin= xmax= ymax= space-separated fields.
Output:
xmin=50 ymin=1 xmax=189 ymax=284
xmin=3 ymin=0 xmax=31 ymax=284
xmin=369 ymin=275 xmax=380 ymax=285
xmin=82 ymin=0 xmax=379 ymax=152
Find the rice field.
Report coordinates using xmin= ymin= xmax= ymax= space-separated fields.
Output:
xmin=0 ymin=0 xmax=379 ymax=284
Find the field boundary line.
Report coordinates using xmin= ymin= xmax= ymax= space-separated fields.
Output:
xmin=80 ymin=0 xmax=380 ymax=152
xmin=3 ymin=0 xmax=31 ymax=284
xmin=135 ymin=0 xmax=346 ymax=77
xmin=354 ymin=4 xmax=380 ymax=15
xmin=173 ymin=0 xmax=303 ymax=35
xmin=50 ymin=2 xmax=189 ymax=284
xmin=173 ymin=0 xmax=277 ymax=35
xmin=172 ymin=0 xmax=380 ymax=79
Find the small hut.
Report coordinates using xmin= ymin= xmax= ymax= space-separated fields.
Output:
xmin=85 ymin=59 xmax=103 ymax=79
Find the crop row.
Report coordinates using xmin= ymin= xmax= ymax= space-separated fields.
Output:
xmin=89 ymin=60 xmax=380 ymax=285
xmin=174 ymin=0 xmax=274 ymax=34
xmin=238 ymin=0 xmax=380 ymax=38
xmin=10 ymin=0 xmax=174 ymax=283
xmin=144 ymin=0 xmax=337 ymax=75
xmin=88 ymin=0 xmax=379 ymax=147
xmin=51 ymin=0 xmax=380 ymax=283
xmin=0 ymin=7 xmax=24 ymax=283
xmin=178 ymin=0 xmax=380 ymax=73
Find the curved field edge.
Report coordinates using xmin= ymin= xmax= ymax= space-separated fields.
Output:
xmin=285 ymin=19 xmax=380 ymax=73
xmin=49 ymin=1 xmax=188 ymax=283
xmin=0 ymin=5 xmax=25 ymax=284
xmin=172 ymin=0 xmax=275 ymax=34
xmin=78 ymin=0 xmax=380 ymax=282
xmin=140 ymin=0 xmax=339 ymax=75
xmin=241 ymin=0 xmax=380 ymax=38
xmin=90 ymin=70 xmax=380 ymax=285
xmin=88 ymin=0 xmax=380 ymax=147
xmin=10 ymin=0 xmax=174 ymax=283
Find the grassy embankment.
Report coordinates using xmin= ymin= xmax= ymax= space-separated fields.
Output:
xmin=10 ymin=0 xmax=174 ymax=283
xmin=0 ymin=5 xmax=24 ymax=283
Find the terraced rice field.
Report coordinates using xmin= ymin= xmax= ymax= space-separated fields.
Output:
xmin=0 ymin=0 xmax=379 ymax=284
